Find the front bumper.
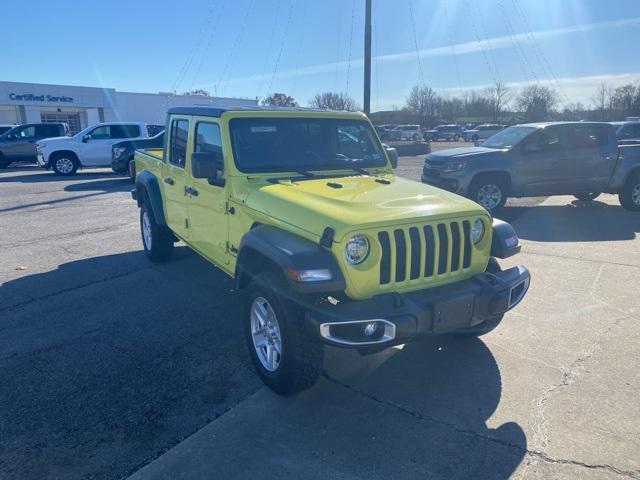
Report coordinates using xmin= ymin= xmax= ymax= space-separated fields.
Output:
xmin=36 ymin=153 xmax=49 ymax=168
xmin=306 ymin=265 xmax=530 ymax=347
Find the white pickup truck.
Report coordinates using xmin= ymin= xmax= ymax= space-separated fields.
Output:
xmin=37 ymin=122 xmax=150 ymax=175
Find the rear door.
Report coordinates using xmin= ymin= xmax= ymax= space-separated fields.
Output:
xmin=563 ymin=123 xmax=617 ymax=192
xmin=516 ymin=125 xmax=569 ymax=195
xmin=187 ymin=118 xmax=229 ymax=266
xmin=162 ymin=117 xmax=191 ymax=240
xmin=3 ymin=125 xmax=38 ymax=159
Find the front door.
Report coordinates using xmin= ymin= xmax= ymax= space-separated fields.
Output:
xmin=162 ymin=117 xmax=191 ymax=240
xmin=515 ymin=125 xmax=572 ymax=195
xmin=187 ymin=119 xmax=229 ymax=266
xmin=81 ymin=125 xmax=119 ymax=166
xmin=3 ymin=125 xmax=38 ymax=159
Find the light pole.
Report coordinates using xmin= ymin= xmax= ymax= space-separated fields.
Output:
xmin=363 ymin=0 xmax=372 ymax=115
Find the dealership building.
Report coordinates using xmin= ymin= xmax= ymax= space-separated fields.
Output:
xmin=0 ymin=81 xmax=258 ymax=134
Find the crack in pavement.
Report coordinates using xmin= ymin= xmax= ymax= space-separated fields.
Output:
xmin=531 ymin=313 xmax=632 ymax=450
xmin=323 ymin=372 xmax=640 ymax=479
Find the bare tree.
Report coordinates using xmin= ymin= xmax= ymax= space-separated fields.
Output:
xmin=404 ymin=85 xmax=440 ymax=126
xmin=486 ymin=81 xmax=512 ymax=123
xmin=591 ymin=82 xmax=613 ymax=121
xmin=262 ymin=92 xmax=298 ymax=107
xmin=612 ymin=84 xmax=637 ymax=118
xmin=309 ymin=92 xmax=360 ymax=111
xmin=515 ymin=85 xmax=558 ymax=122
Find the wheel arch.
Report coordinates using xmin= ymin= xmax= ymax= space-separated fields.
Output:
xmin=135 ymin=170 xmax=166 ymax=225
xmin=50 ymin=150 xmax=80 ymax=165
xmin=469 ymin=170 xmax=512 ymax=193
xmin=234 ymin=225 xmax=346 ymax=294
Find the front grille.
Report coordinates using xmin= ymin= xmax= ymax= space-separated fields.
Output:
xmin=377 ymin=220 xmax=473 ymax=285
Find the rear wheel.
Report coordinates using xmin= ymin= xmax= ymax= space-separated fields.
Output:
xmin=468 ymin=176 xmax=508 ymax=212
xmin=574 ymin=192 xmax=601 ymax=202
xmin=453 ymin=134 xmax=460 ymax=141
xmin=412 ymin=134 xmax=420 ymax=141
xmin=140 ymin=202 xmax=173 ymax=262
xmin=51 ymin=153 xmax=79 ymax=176
xmin=619 ymin=173 xmax=640 ymax=211
xmin=245 ymin=272 xmax=323 ymax=395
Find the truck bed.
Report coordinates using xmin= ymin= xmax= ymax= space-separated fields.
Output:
xmin=137 ymin=148 xmax=163 ymax=160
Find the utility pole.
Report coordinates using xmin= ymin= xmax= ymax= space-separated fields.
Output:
xmin=363 ymin=0 xmax=372 ymax=115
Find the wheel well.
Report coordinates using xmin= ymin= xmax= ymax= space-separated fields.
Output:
xmin=470 ymin=171 xmax=512 ymax=192
xmin=235 ymin=247 xmax=282 ymax=290
xmin=624 ymin=167 xmax=640 ymax=184
xmin=50 ymin=150 xmax=80 ymax=164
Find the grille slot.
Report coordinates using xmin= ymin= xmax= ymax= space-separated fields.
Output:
xmin=376 ymin=220 xmax=473 ymax=287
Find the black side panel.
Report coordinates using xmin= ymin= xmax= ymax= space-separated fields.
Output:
xmin=490 ymin=218 xmax=521 ymax=259
xmin=423 ymin=225 xmax=435 ymax=277
xmin=462 ymin=220 xmax=472 ymax=268
xmin=236 ymin=225 xmax=346 ymax=294
xmin=437 ymin=223 xmax=448 ymax=275
xmin=450 ymin=222 xmax=461 ymax=271
xmin=135 ymin=170 xmax=166 ymax=225
xmin=409 ymin=227 xmax=421 ymax=280
xmin=394 ymin=229 xmax=407 ymax=282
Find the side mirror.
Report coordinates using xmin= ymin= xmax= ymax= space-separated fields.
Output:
xmin=384 ymin=145 xmax=398 ymax=169
xmin=192 ymin=151 xmax=221 ymax=179
xmin=82 ymin=134 xmax=91 ymax=143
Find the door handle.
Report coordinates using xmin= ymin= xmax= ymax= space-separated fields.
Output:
xmin=185 ymin=186 xmax=199 ymax=197
xmin=163 ymin=177 xmax=175 ymax=185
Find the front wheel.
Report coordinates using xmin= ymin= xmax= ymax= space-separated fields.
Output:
xmin=0 ymin=154 xmax=11 ymax=168
xmin=453 ymin=134 xmax=460 ymax=141
xmin=574 ymin=192 xmax=601 ymax=202
xmin=619 ymin=173 xmax=640 ymax=211
xmin=245 ymin=272 xmax=323 ymax=395
xmin=412 ymin=134 xmax=420 ymax=141
xmin=51 ymin=154 xmax=79 ymax=176
xmin=468 ymin=177 xmax=508 ymax=212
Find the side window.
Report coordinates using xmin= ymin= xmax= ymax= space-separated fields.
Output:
xmin=111 ymin=124 xmax=141 ymax=139
xmin=89 ymin=126 xmax=111 ymax=140
xmin=568 ymin=125 xmax=608 ymax=149
xmin=17 ymin=126 xmax=36 ymax=139
xmin=169 ymin=119 xmax=189 ymax=168
xmin=195 ymin=122 xmax=223 ymax=171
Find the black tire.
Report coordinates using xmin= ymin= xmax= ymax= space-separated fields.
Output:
xmin=128 ymin=160 xmax=136 ymax=181
xmin=574 ymin=192 xmax=601 ymax=202
xmin=472 ymin=134 xmax=479 ymax=142
xmin=140 ymin=201 xmax=174 ymax=262
xmin=468 ymin=175 xmax=508 ymax=212
xmin=0 ymin=153 xmax=11 ymax=168
xmin=51 ymin=153 xmax=79 ymax=176
xmin=453 ymin=134 xmax=460 ymax=141
xmin=619 ymin=173 xmax=640 ymax=211
xmin=412 ymin=134 xmax=420 ymax=141
xmin=452 ymin=258 xmax=504 ymax=337
xmin=245 ymin=272 xmax=323 ymax=395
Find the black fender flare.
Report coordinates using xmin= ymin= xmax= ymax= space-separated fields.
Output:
xmin=235 ymin=225 xmax=346 ymax=294
xmin=490 ymin=219 xmax=521 ymax=259
xmin=135 ymin=170 xmax=166 ymax=225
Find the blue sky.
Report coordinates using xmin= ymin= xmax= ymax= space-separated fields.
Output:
xmin=3 ymin=0 xmax=639 ymax=111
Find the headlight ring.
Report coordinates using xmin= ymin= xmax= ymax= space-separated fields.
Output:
xmin=344 ymin=234 xmax=370 ymax=265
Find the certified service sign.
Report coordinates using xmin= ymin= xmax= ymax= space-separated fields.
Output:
xmin=9 ymin=93 xmax=74 ymax=103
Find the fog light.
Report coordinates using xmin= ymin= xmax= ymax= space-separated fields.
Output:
xmin=364 ymin=322 xmax=378 ymax=336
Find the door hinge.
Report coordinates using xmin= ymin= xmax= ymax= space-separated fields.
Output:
xmin=225 ymin=202 xmax=235 ymax=215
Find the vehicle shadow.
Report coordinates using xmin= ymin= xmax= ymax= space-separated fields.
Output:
xmin=0 ymin=170 xmax=122 ymax=184
xmin=64 ymin=177 xmax=132 ymax=193
xmin=0 ymin=247 xmax=263 ymax=479
xmin=315 ymin=338 xmax=525 ymax=479
xmin=499 ymin=200 xmax=640 ymax=242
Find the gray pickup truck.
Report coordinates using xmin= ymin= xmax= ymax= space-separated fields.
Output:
xmin=422 ymin=122 xmax=640 ymax=212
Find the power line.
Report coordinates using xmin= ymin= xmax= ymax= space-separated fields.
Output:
xmin=346 ymin=0 xmax=356 ymax=95
xmin=189 ymin=0 xmax=224 ymax=92
xmin=441 ymin=0 xmax=462 ymax=92
xmin=267 ymin=0 xmax=295 ymax=97
xmin=290 ymin=0 xmax=310 ymax=100
xmin=255 ymin=0 xmax=282 ymax=100
xmin=463 ymin=0 xmax=500 ymax=85
xmin=408 ymin=0 xmax=426 ymax=87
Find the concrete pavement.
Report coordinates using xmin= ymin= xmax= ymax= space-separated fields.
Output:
xmin=128 ymin=194 xmax=640 ymax=480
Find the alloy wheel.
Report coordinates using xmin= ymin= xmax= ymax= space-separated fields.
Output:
xmin=142 ymin=210 xmax=153 ymax=250
xmin=56 ymin=157 xmax=74 ymax=174
xmin=477 ymin=184 xmax=502 ymax=210
xmin=250 ymin=296 xmax=282 ymax=372
xmin=632 ymin=183 xmax=640 ymax=206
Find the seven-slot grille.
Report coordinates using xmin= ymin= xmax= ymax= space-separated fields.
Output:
xmin=377 ymin=220 xmax=473 ymax=285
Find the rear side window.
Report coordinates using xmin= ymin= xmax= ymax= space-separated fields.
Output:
xmin=169 ymin=119 xmax=189 ymax=167
xmin=110 ymin=124 xmax=140 ymax=139
xmin=568 ymin=125 xmax=608 ymax=148
xmin=36 ymin=124 xmax=61 ymax=137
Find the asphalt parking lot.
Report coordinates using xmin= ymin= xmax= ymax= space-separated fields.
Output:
xmin=1 ymin=144 xmax=639 ymax=479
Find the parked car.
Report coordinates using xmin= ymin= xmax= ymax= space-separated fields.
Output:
xmin=463 ymin=124 xmax=506 ymax=142
xmin=611 ymin=121 xmax=640 ymax=142
xmin=425 ymin=125 xmax=465 ymax=142
xmin=0 ymin=124 xmax=15 ymax=135
xmin=132 ymin=106 xmax=529 ymax=395
xmin=147 ymin=124 xmax=165 ymax=137
xmin=393 ymin=124 xmax=423 ymax=141
xmin=0 ymin=123 xmax=70 ymax=168
xmin=422 ymin=122 xmax=640 ymax=212
xmin=37 ymin=122 xmax=150 ymax=175
xmin=112 ymin=130 xmax=164 ymax=179
xmin=374 ymin=125 xmax=401 ymax=142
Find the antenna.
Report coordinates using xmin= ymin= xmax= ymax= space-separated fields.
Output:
xmin=363 ymin=0 xmax=372 ymax=115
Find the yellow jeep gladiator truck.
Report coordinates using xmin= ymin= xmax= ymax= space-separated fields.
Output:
xmin=132 ymin=106 xmax=530 ymax=394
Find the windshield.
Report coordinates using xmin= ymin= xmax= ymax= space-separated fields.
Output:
xmin=229 ymin=117 xmax=387 ymax=173
xmin=481 ymin=126 xmax=536 ymax=149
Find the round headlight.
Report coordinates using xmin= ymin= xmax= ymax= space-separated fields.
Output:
xmin=344 ymin=234 xmax=370 ymax=265
xmin=471 ymin=219 xmax=485 ymax=244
